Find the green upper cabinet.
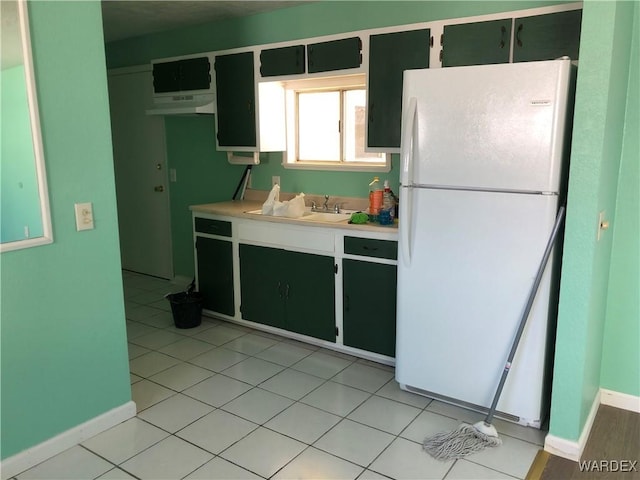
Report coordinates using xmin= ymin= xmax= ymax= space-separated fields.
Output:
xmin=367 ymin=29 xmax=430 ymax=149
xmin=152 ymin=56 xmax=211 ymax=93
xmin=260 ymin=45 xmax=305 ymax=77
xmin=307 ymin=37 xmax=362 ymax=73
xmin=214 ymin=51 xmax=256 ymax=147
xmin=441 ymin=19 xmax=512 ymax=67
xmin=513 ymin=10 xmax=582 ymax=63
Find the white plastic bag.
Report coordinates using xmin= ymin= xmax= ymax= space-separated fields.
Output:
xmin=261 ymin=184 xmax=280 ymax=215
xmin=285 ymin=192 xmax=306 ymax=218
xmin=272 ymin=192 xmax=306 ymax=218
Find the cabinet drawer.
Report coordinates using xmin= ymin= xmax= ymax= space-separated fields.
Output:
xmin=344 ymin=237 xmax=397 ymax=260
xmin=195 ymin=218 xmax=232 ymax=237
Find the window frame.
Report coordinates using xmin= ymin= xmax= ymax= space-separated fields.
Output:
xmin=282 ymin=75 xmax=390 ymax=172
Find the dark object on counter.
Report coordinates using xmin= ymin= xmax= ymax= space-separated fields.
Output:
xmin=232 ymin=165 xmax=253 ymax=200
xmin=165 ymin=279 xmax=203 ymax=329
xmin=349 ymin=212 xmax=369 ymax=224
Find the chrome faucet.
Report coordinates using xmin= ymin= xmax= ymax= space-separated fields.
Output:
xmin=322 ymin=195 xmax=330 ymax=211
xmin=311 ymin=196 xmax=340 ymax=214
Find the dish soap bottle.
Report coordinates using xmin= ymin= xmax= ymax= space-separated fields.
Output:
xmin=379 ymin=180 xmax=395 ymax=225
xmin=368 ymin=176 xmax=383 ymax=222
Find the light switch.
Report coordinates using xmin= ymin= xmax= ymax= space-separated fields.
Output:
xmin=75 ymin=202 xmax=94 ymax=231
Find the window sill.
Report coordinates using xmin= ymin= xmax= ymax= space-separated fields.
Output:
xmin=282 ymin=160 xmax=391 ymax=173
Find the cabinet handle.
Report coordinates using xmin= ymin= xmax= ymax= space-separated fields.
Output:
xmin=284 ymin=284 xmax=290 ymax=299
xmin=277 ymin=281 xmax=283 ymax=298
xmin=345 ymin=294 xmax=350 ymax=312
xmin=516 ymin=23 xmax=524 ymax=47
xmin=499 ymin=26 xmax=507 ymax=49
xmin=363 ymin=245 xmax=378 ymax=252
xmin=247 ymin=100 xmax=252 ymax=112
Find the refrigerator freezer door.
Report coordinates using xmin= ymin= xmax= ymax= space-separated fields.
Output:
xmin=396 ymin=188 xmax=559 ymax=423
xmin=402 ymin=59 xmax=572 ymax=193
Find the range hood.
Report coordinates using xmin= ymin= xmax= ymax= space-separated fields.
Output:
xmin=145 ymin=93 xmax=214 ymax=116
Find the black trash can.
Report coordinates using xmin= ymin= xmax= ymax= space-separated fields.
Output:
xmin=166 ymin=284 xmax=203 ymax=329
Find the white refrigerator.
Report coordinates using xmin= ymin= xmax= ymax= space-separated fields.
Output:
xmin=395 ymin=59 xmax=574 ymax=427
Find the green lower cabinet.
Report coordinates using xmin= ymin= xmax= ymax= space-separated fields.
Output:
xmin=239 ymin=244 xmax=336 ymax=342
xmin=284 ymin=250 xmax=336 ymax=342
xmin=239 ymin=244 xmax=285 ymax=329
xmin=196 ymin=236 xmax=235 ymax=316
xmin=342 ymin=259 xmax=397 ymax=357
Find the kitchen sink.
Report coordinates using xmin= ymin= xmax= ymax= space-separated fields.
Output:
xmin=304 ymin=212 xmax=352 ymax=222
xmin=245 ymin=209 xmax=352 ymax=223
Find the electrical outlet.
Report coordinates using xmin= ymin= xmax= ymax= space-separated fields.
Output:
xmin=74 ymin=202 xmax=94 ymax=231
xmin=272 ymin=176 xmax=280 ymax=187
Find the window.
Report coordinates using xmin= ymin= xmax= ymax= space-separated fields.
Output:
xmin=283 ymin=75 xmax=389 ymax=171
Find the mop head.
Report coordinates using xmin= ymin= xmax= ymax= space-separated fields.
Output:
xmin=423 ymin=422 xmax=502 ymax=460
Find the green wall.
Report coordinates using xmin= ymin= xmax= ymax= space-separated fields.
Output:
xmin=105 ymin=0 xmax=569 ymax=278
xmin=601 ymin=3 xmax=639 ymax=398
xmin=549 ymin=0 xmax=637 ymax=441
xmin=103 ymin=0 xmax=639 ymax=448
xmin=0 ymin=1 xmax=130 ymax=459
xmin=1 ymin=65 xmax=43 ymax=243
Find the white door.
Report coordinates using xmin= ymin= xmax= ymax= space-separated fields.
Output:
xmin=108 ymin=66 xmax=173 ymax=279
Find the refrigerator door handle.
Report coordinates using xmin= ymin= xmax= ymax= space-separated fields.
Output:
xmin=400 ymin=97 xmax=417 ymax=267
xmin=400 ymin=97 xmax=417 ymax=188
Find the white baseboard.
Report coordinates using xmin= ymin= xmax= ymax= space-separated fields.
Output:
xmin=600 ymin=389 xmax=640 ymax=412
xmin=0 ymin=401 xmax=136 ymax=479
xmin=544 ymin=387 xmax=640 ymax=462
xmin=544 ymin=390 xmax=600 ymax=462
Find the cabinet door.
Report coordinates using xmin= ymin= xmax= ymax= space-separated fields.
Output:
xmin=239 ymin=244 xmax=285 ymax=329
xmin=153 ymin=60 xmax=180 ymax=93
xmin=260 ymin=45 xmax=305 ymax=77
xmin=442 ymin=19 xmax=512 ymax=67
xmin=308 ymin=37 xmax=362 ymax=73
xmin=179 ymin=57 xmax=212 ymax=91
xmin=214 ymin=52 xmax=256 ymax=147
xmin=513 ymin=10 xmax=582 ymax=63
xmin=368 ymin=29 xmax=430 ymax=149
xmin=196 ymin=237 xmax=235 ymax=316
xmin=343 ymin=259 xmax=397 ymax=357
xmin=284 ymin=251 xmax=336 ymax=342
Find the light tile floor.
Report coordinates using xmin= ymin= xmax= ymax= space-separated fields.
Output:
xmin=13 ymin=271 xmax=546 ymax=480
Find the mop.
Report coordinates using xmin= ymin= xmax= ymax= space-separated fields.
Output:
xmin=423 ymin=205 xmax=566 ymax=460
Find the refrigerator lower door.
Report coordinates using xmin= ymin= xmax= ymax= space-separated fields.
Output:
xmin=396 ymin=187 xmax=559 ymax=425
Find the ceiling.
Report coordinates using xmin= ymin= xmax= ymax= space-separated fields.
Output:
xmin=101 ymin=1 xmax=310 ymax=43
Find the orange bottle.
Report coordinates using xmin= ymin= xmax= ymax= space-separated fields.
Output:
xmin=369 ymin=176 xmax=383 ymax=220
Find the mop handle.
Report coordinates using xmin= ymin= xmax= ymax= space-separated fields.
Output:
xmin=484 ymin=205 xmax=566 ymax=426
